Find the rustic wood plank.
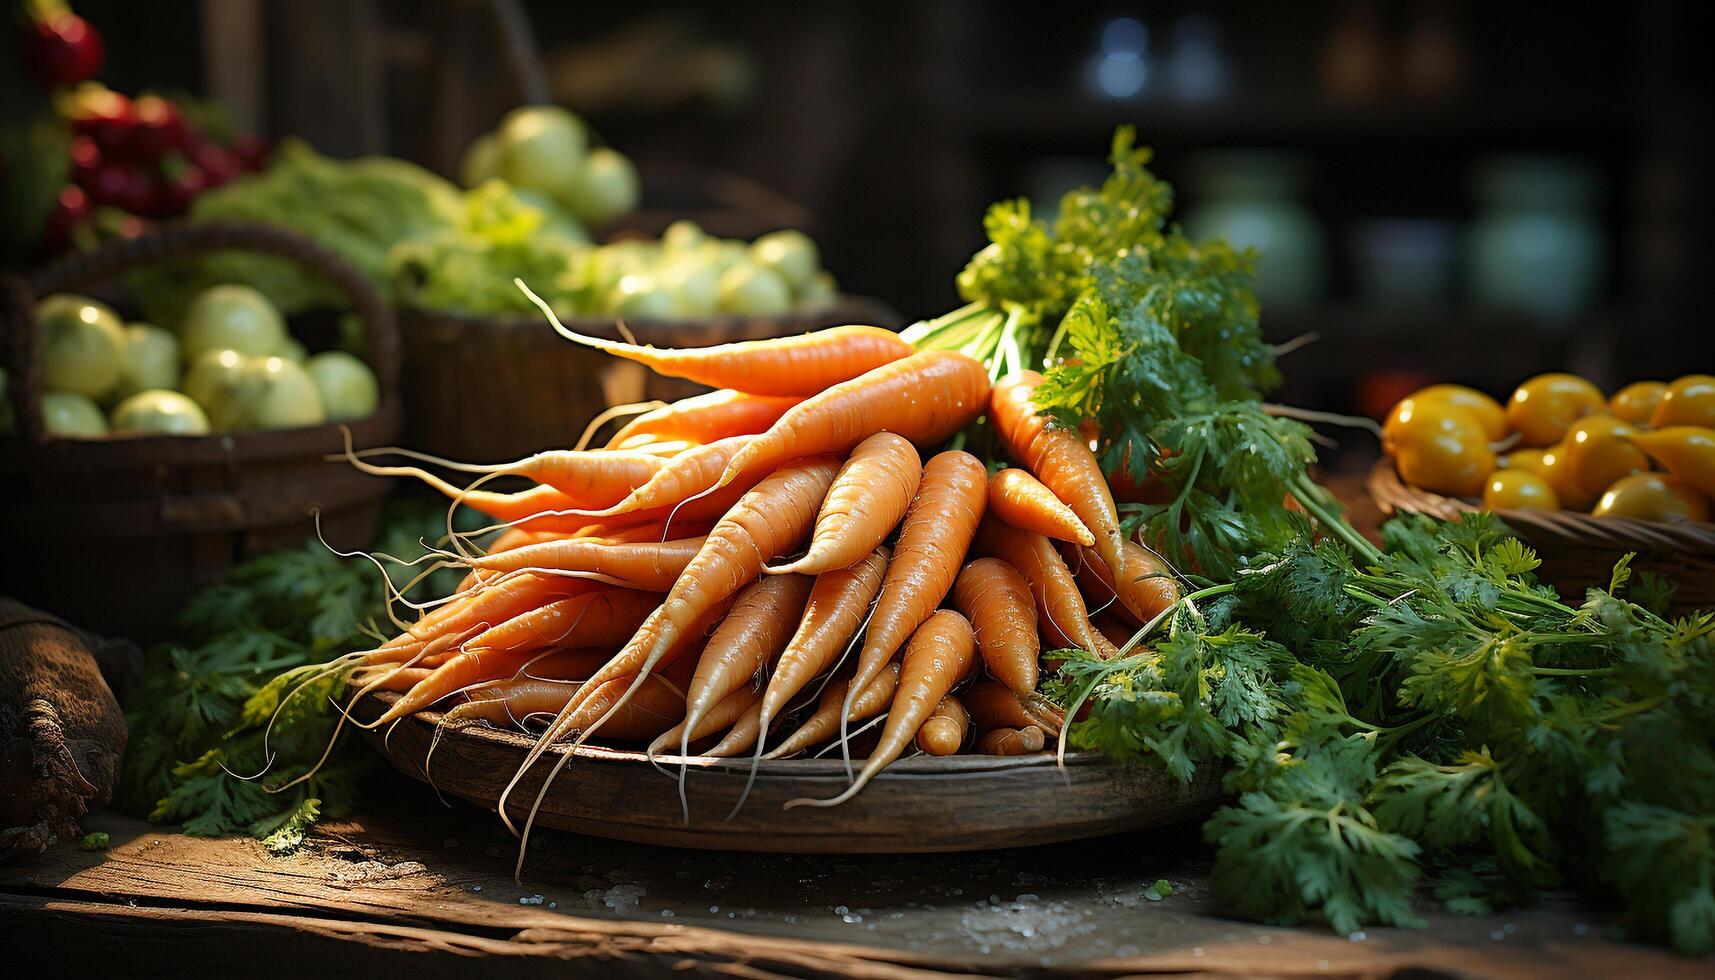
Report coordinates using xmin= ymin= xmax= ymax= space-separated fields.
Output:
xmin=3 ymin=794 xmax=1708 ymax=978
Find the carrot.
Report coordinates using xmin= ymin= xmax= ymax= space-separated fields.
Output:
xmin=1082 ymin=538 xmax=1180 ymax=628
xmin=844 ymin=450 xmax=987 ymax=710
xmin=987 ymin=468 xmax=1094 ymax=546
xmin=679 ymin=573 xmax=813 ymax=753
xmin=976 ymin=726 xmax=1045 ymax=756
xmin=528 ymin=293 xmax=915 ymax=396
xmin=703 ymin=698 xmax=775 ymax=758
xmin=713 ymin=351 xmax=991 ymax=491
xmin=756 ymin=548 xmax=889 ymax=744
xmin=1093 ymin=614 xmax=1136 ymax=650
xmin=974 ymin=517 xmax=1117 ymax=659
xmin=608 ymin=389 xmax=802 ymax=449
xmin=570 ymin=519 xmax=716 ymax=544
xmin=529 ymin=456 xmax=840 ymax=750
xmin=648 ymin=681 xmax=762 ymax=759
xmin=989 ymin=371 xmax=1179 ymax=623
xmin=443 ymin=678 xmax=582 ymax=727
xmin=769 ymin=433 xmax=921 ymax=575
xmin=487 ymin=527 xmax=558 ymax=554
xmin=515 ymin=671 xmax=687 ymax=742
xmin=1065 ymin=542 xmax=1138 ymax=626
xmin=571 ymin=437 xmax=755 ymax=519
xmin=350 ymin=664 xmax=432 ymax=693
xmin=950 ymin=557 xmax=1039 ymax=696
xmin=344 ymin=452 xmax=664 ymax=513
xmin=762 ymin=663 xmax=900 ymax=759
xmin=787 ymin=610 xmax=976 ymax=808
xmin=380 ymin=572 xmax=587 ymax=651
xmin=914 ymin=695 xmax=970 ymax=756
xmin=375 ymin=591 xmax=657 ymax=724
xmin=466 ymin=536 xmax=707 ymax=592
xmin=962 ymin=678 xmax=1063 ymax=735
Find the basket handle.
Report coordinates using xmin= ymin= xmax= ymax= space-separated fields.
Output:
xmin=2 ymin=222 xmax=399 ymax=443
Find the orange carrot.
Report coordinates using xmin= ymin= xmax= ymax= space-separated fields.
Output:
xmin=762 ymin=663 xmax=900 ymax=759
xmin=346 ymin=452 xmax=665 ymax=512
xmin=788 ymin=610 xmax=976 ymax=808
xmin=976 ymin=726 xmax=1045 ymax=755
xmin=988 ymin=468 xmax=1094 ymax=546
xmin=466 ymin=536 xmax=706 ymax=592
xmin=376 ymin=590 xmax=658 ymax=724
xmin=534 ymin=308 xmax=915 ymax=397
xmin=713 ymin=351 xmax=990 ymax=491
xmin=1093 ymin=615 xmax=1136 ymax=650
xmin=704 ymin=698 xmax=776 ymax=758
xmin=608 ymin=389 xmax=802 ymax=448
xmin=756 ymin=548 xmax=889 ymax=745
xmin=527 ymin=671 xmax=688 ymax=741
xmin=350 ymin=664 xmax=432 ymax=693
xmin=443 ymin=678 xmax=582 ymax=727
xmin=380 ymin=572 xmax=587 ymax=651
xmin=974 ymin=517 xmax=1118 ymax=659
xmin=534 ymin=456 xmax=840 ymax=747
xmin=989 ymin=371 xmax=1179 ymax=623
xmin=1083 ymin=538 xmax=1180 ymax=628
xmin=950 ymin=557 xmax=1039 ymax=696
xmin=963 ymin=678 xmax=1062 ymax=734
xmin=1064 ymin=542 xmax=1139 ymax=626
xmin=680 ymin=573 xmax=813 ymax=752
xmin=914 ymin=695 xmax=970 ymax=756
xmin=649 ymin=681 xmax=762 ymax=759
xmin=571 ymin=436 xmax=755 ymax=519
xmin=844 ymin=450 xmax=986 ymax=710
xmin=769 ymin=432 xmax=921 ymax=575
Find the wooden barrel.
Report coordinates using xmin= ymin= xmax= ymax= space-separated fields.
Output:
xmin=0 ymin=223 xmax=403 ymax=641
xmin=398 ymin=296 xmax=899 ymax=463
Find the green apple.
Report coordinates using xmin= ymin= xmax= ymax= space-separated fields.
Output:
xmin=305 ymin=351 xmax=379 ymax=421
xmin=750 ymin=229 xmax=820 ymax=290
xmin=498 ymin=105 xmax=587 ymax=199
xmin=795 ymin=270 xmax=838 ymax=308
xmin=38 ymin=294 xmax=126 ymax=400
xmin=181 ymin=284 xmax=286 ymax=360
xmin=662 ymin=261 xmax=720 ymax=317
xmin=459 ymin=132 xmax=503 ymax=188
xmin=611 ymin=274 xmax=676 ymax=320
xmin=716 ymin=263 xmax=792 ymax=316
xmin=182 ymin=349 xmax=255 ymax=429
xmin=511 ymin=187 xmax=590 ymax=243
xmin=112 ymin=322 xmax=180 ymax=402
xmin=564 ymin=147 xmax=639 ymax=227
xmin=110 ymin=390 xmax=210 ymax=436
xmin=662 ymin=219 xmax=705 ymax=256
xmin=275 ymin=335 xmax=308 ymax=362
xmin=42 ymin=390 xmax=108 ymax=438
xmin=242 ymin=356 xmax=325 ymax=430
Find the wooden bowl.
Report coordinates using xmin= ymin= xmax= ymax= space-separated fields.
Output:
xmin=353 ymin=691 xmax=1222 ymax=854
xmin=1368 ymin=459 xmax=1715 ymax=615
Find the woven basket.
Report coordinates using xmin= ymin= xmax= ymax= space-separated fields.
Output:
xmin=1368 ymin=459 xmax=1715 ymax=615
xmin=0 ymin=223 xmax=403 ymax=641
xmin=398 ymin=296 xmax=899 ymax=464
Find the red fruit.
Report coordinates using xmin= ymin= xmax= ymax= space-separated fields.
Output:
xmin=40 ymin=185 xmax=92 ymax=250
xmin=192 ymin=143 xmax=242 ymax=187
xmin=70 ymin=135 xmax=103 ymax=187
xmin=231 ymin=133 xmax=271 ymax=171
xmin=154 ymin=166 xmax=207 ymax=216
xmin=88 ymin=162 xmax=153 ymax=214
xmin=25 ymin=13 xmax=104 ymax=85
xmin=125 ymin=96 xmax=186 ymax=161
xmin=69 ymin=90 xmax=135 ymax=155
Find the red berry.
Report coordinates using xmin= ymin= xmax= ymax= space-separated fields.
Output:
xmin=231 ymin=133 xmax=271 ymax=171
xmin=125 ymin=96 xmax=186 ymax=161
xmin=40 ymin=185 xmax=92 ymax=250
xmin=70 ymin=90 xmax=135 ymax=155
xmin=154 ymin=166 xmax=207 ymax=216
xmin=192 ymin=143 xmax=242 ymax=187
xmin=88 ymin=162 xmax=153 ymax=214
xmin=25 ymin=13 xmax=104 ymax=85
xmin=70 ymin=135 xmax=103 ymax=187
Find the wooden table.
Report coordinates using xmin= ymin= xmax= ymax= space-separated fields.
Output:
xmin=3 ymin=770 xmax=1705 ymax=979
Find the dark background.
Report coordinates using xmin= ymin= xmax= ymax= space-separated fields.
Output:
xmin=42 ymin=0 xmax=1715 ymax=427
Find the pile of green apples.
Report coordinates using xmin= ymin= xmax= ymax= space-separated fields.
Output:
xmin=584 ymin=220 xmax=835 ymax=320
xmin=460 ymin=105 xmax=638 ymax=233
xmin=6 ymin=285 xmax=379 ymax=438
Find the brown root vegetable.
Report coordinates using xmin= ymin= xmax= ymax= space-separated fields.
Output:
xmin=976 ymin=725 xmax=1046 ymax=756
xmin=1 ymin=600 xmax=130 ymax=858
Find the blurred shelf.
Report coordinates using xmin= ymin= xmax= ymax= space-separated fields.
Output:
xmin=957 ymin=93 xmax=1637 ymax=145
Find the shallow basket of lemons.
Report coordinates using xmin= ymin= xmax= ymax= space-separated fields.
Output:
xmin=1369 ymin=372 xmax=1715 ymax=616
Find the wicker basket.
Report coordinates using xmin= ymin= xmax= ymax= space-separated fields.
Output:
xmin=0 ymin=223 xmax=403 ymax=641
xmin=1368 ymin=459 xmax=1715 ymax=615
xmin=398 ymin=296 xmax=899 ymax=463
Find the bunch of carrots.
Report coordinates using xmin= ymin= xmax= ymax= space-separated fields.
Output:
xmin=327 ymin=284 xmax=1182 ymax=839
